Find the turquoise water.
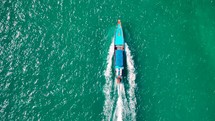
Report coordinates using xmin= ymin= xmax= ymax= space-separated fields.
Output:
xmin=1 ymin=0 xmax=215 ymax=120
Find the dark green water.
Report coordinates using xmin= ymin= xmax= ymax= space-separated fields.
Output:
xmin=1 ymin=0 xmax=215 ymax=120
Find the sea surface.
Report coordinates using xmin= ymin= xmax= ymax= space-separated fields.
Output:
xmin=1 ymin=0 xmax=215 ymax=121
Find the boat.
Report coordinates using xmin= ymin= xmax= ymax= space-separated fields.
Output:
xmin=114 ymin=20 xmax=125 ymax=84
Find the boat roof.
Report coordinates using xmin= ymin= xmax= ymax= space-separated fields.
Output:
xmin=115 ymin=50 xmax=123 ymax=67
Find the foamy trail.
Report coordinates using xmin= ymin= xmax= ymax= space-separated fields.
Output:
xmin=103 ymin=39 xmax=114 ymax=120
xmin=113 ymin=83 xmax=129 ymax=121
xmin=125 ymin=43 xmax=137 ymax=121
xmin=113 ymin=89 xmax=123 ymax=121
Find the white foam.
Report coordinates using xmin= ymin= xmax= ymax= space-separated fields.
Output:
xmin=113 ymin=83 xmax=128 ymax=121
xmin=114 ymin=82 xmax=134 ymax=121
xmin=125 ymin=43 xmax=137 ymax=121
xmin=103 ymin=39 xmax=114 ymax=121
xmin=114 ymin=92 xmax=123 ymax=121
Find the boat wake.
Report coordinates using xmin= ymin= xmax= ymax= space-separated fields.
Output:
xmin=103 ymin=39 xmax=115 ymax=121
xmin=125 ymin=43 xmax=137 ymax=120
xmin=103 ymin=41 xmax=136 ymax=121
xmin=113 ymin=83 xmax=129 ymax=121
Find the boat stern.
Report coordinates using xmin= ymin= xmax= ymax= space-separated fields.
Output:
xmin=115 ymin=68 xmax=123 ymax=84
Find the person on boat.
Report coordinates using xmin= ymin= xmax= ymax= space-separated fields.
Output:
xmin=116 ymin=76 xmax=121 ymax=84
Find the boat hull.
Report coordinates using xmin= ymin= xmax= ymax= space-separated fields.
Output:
xmin=114 ymin=20 xmax=125 ymax=84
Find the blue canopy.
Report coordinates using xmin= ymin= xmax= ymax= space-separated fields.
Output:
xmin=115 ymin=50 xmax=123 ymax=67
